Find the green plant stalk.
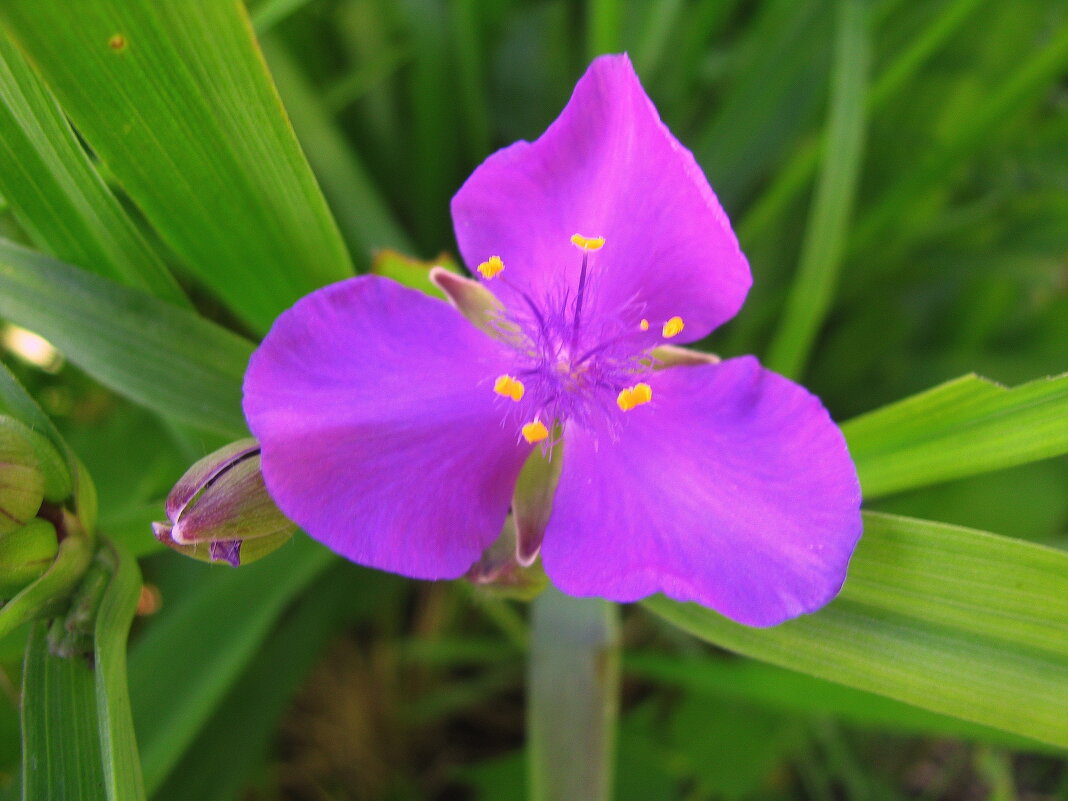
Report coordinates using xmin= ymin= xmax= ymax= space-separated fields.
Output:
xmin=528 ymin=588 xmax=620 ymax=801
xmin=93 ymin=541 xmax=146 ymax=801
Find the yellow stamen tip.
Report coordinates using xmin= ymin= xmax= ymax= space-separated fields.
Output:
xmin=521 ymin=420 xmax=549 ymax=443
xmin=493 ymin=374 xmax=525 ymax=402
xmin=616 ymin=382 xmax=653 ymax=412
xmin=476 ymin=255 xmax=505 ymax=279
xmin=639 ymin=319 xmax=650 ymax=331
xmin=662 ymin=316 xmax=685 ymax=338
xmin=570 ymin=233 xmax=605 ymax=251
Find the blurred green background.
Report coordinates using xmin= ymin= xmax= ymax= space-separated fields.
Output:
xmin=1 ymin=0 xmax=1066 ymax=798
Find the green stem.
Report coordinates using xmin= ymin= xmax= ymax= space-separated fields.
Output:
xmin=528 ymin=589 xmax=620 ymax=801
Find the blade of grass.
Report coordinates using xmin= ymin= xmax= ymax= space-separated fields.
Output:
xmin=129 ymin=536 xmax=333 ymax=793
xmin=452 ymin=0 xmax=492 ymax=162
xmin=20 ymin=623 xmax=106 ymax=801
xmin=0 ymin=241 xmax=252 ymax=436
xmin=0 ymin=35 xmax=186 ymax=305
xmin=404 ymin=0 xmax=460 ymax=248
xmin=623 ymin=653 xmax=1056 ymax=752
xmin=738 ymin=0 xmax=991 ymax=245
xmin=259 ymin=35 xmax=415 ymax=263
xmin=153 ymin=565 xmax=399 ymax=801
xmin=631 ymin=0 xmax=685 ymax=78
xmin=250 ymin=0 xmax=316 ymax=33
xmin=693 ymin=0 xmax=832 ymax=208
xmin=846 ymin=18 xmax=1068 ymax=260
xmin=843 ymin=372 xmax=1068 ymax=499
xmin=586 ymin=0 xmax=623 ymax=59
xmin=0 ymin=0 xmax=353 ymax=332
xmin=645 ymin=511 xmax=1068 ymax=748
xmin=766 ymin=0 xmax=870 ymax=380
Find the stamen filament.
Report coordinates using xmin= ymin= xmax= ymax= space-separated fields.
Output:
xmin=571 ymin=249 xmax=590 ymax=352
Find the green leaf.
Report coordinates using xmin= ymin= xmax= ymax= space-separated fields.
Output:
xmin=624 ymin=652 xmax=1055 ymax=752
xmin=766 ymin=0 xmax=870 ymax=380
xmin=260 ymin=35 xmax=415 ymax=264
xmin=843 ymin=373 xmax=1068 ymax=499
xmin=92 ymin=542 xmax=145 ymax=801
xmin=0 ymin=240 xmax=252 ymax=437
xmin=20 ymin=622 xmax=106 ymax=801
xmin=128 ymin=536 xmax=333 ymax=793
xmin=0 ymin=0 xmax=352 ymax=332
xmin=0 ymin=35 xmax=185 ymax=305
xmin=644 ymin=511 xmax=1068 ymax=748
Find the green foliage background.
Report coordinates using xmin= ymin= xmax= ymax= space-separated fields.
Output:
xmin=0 ymin=0 xmax=1065 ymax=799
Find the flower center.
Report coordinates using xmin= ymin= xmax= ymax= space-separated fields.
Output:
xmin=478 ymin=236 xmax=684 ymax=444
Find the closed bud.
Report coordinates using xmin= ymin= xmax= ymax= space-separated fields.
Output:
xmin=0 ymin=417 xmax=46 ymax=535
xmin=153 ymin=439 xmax=295 ymax=566
xmin=0 ymin=518 xmax=59 ymax=598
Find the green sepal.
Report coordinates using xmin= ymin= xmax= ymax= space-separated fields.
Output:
xmin=371 ymin=249 xmax=460 ymax=298
xmin=21 ymin=425 xmax=73 ymax=502
xmin=466 ymin=516 xmax=550 ymax=602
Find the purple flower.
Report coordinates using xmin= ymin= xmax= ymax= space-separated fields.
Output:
xmin=243 ymin=54 xmax=861 ymax=626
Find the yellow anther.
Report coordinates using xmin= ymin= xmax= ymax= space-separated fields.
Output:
xmin=476 ymin=255 xmax=505 ymax=279
xmin=639 ymin=319 xmax=650 ymax=331
xmin=493 ymin=374 xmax=525 ymax=402
xmin=616 ymin=382 xmax=653 ymax=412
xmin=662 ymin=316 xmax=685 ymax=338
xmin=570 ymin=234 xmax=605 ymax=251
xmin=521 ymin=420 xmax=549 ymax=443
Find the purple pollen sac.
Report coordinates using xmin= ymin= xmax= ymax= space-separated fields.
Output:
xmin=487 ymin=244 xmax=666 ymax=442
xmin=243 ymin=53 xmax=863 ymax=628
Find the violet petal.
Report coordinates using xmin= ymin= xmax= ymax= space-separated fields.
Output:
xmin=451 ymin=54 xmax=751 ymax=343
xmin=541 ymin=356 xmax=862 ymax=627
xmin=243 ymin=276 xmax=532 ymax=580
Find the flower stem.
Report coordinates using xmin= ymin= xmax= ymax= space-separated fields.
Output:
xmin=527 ymin=588 xmax=620 ymax=801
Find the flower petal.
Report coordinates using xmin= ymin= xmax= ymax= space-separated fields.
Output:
xmin=243 ymin=276 xmax=531 ymax=579
xmin=541 ymin=356 xmax=862 ymax=626
xmin=451 ymin=53 xmax=751 ymax=341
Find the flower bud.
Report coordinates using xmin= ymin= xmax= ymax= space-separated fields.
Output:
xmin=153 ymin=439 xmax=295 ymax=566
xmin=0 ymin=518 xmax=59 ymax=598
xmin=0 ymin=416 xmax=46 ymax=535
